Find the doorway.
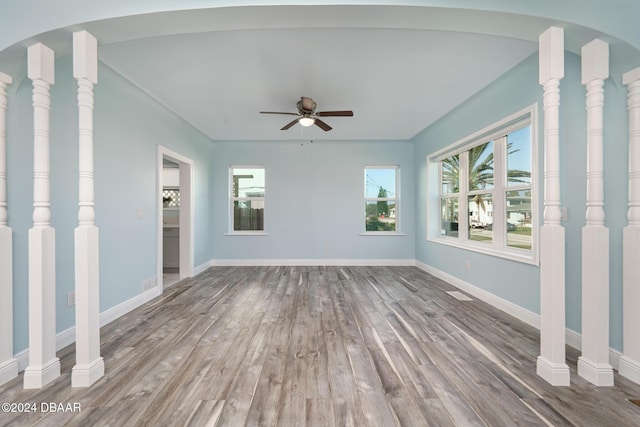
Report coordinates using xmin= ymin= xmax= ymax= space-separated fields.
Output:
xmin=157 ymin=146 xmax=194 ymax=290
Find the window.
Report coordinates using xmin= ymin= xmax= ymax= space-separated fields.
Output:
xmin=365 ymin=166 xmax=399 ymax=232
xmin=430 ymin=106 xmax=537 ymax=263
xmin=230 ymin=166 xmax=265 ymax=232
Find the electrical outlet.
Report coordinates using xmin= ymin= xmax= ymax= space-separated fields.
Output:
xmin=137 ymin=208 xmax=143 ymax=219
xmin=67 ymin=291 xmax=75 ymax=307
xmin=464 ymin=260 xmax=471 ymax=271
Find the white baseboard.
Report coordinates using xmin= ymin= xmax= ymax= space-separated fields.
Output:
xmin=414 ymin=260 xmax=623 ymax=370
xmin=16 ymin=284 xmax=163 ymax=373
xmin=415 ymin=260 xmax=540 ymax=329
xmin=619 ymin=356 xmax=640 ymax=384
xmin=209 ymin=258 xmax=416 ymax=267
xmin=0 ymin=358 xmax=19 ymax=386
xmin=193 ymin=260 xmax=213 ymax=276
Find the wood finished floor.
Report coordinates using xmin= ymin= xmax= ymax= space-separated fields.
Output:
xmin=2 ymin=266 xmax=640 ymax=426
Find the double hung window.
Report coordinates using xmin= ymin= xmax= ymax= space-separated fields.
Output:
xmin=364 ymin=166 xmax=399 ymax=233
xmin=230 ymin=166 xmax=265 ymax=232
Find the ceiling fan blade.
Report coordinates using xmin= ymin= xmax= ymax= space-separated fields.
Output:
xmin=316 ymin=110 xmax=354 ymax=117
xmin=281 ymin=119 xmax=299 ymax=130
xmin=314 ymin=118 xmax=332 ymax=132
xmin=260 ymin=111 xmax=299 ymax=116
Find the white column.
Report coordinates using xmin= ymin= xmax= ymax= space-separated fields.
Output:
xmin=72 ymin=31 xmax=104 ymax=388
xmin=23 ymin=43 xmax=60 ymax=389
xmin=578 ymin=39 xmax=613 ymax=386
xmin=0 ymin=71 xmax=18 ymax=387
xmin=536 ymin=27 xmax=570 ymax=386
xmin=620 ymin=66 xmax=640 ymax=385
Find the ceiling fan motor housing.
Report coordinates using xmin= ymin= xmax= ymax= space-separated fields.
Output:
xmin=297 ymin=97 xmax=317 ymax=114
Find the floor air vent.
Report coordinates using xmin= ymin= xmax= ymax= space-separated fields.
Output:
xmin=630 ymin=399 xmax=640 ymax=408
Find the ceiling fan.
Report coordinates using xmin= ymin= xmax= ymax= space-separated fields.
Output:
xmin=260 ymin=97 xmax=354 ymax=131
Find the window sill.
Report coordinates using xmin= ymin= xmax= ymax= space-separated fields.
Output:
xmin=427 ymin=235 xmax=538 ymax=266
xmin=360 ymin=232 xmax=406 ymax=236
xmin=225 ymin=232 xmax=269 ymax=236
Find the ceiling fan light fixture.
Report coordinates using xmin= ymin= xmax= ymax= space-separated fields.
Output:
xmin=299 ymin=116 xmax=315 ymax=127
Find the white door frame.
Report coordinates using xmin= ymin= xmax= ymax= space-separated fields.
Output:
xmin=157 ymin=145 xmax=194 ymax=290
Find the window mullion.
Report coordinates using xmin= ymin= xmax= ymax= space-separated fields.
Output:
xmin=460 ymin=151 xmax=469 ymax=242
xmin=493 ymin=136 xmax=506 ymax=248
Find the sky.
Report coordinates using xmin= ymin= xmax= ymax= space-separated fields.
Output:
xmin=365 ymin=167 xmax=397 ymax=198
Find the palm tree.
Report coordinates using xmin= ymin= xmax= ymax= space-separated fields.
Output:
xmin=441 ymin=140 xmax=530 ymax=218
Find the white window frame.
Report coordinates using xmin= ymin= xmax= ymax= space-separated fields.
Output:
xmin=427 ymin=104 xmax=539 ymax=265
xmin=229 ymin=165 xmax=266 ymax=235
xmin=362 ymin=165 xmax=401 ymax=235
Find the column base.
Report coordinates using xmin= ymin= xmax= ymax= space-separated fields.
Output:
xmin=72 ymin=356 xmax=104 ymax=387
xmin=619 ymin=356 xmax=640 ymax=385
xmin=577 ymin=356 xmax=614 ymax=386
xmin=0 ymin=358 xmax=19 ymax=386
xmin=537 ymin=355 xmax=570 ymax=386
xmin=23 ymin=357 xmax=60 ymax=389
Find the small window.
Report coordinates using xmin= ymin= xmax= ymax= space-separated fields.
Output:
xmin=230 ymin=166 xmax=265 ymax=232
xmin=365 ymin=166 xmax=399 ymax=232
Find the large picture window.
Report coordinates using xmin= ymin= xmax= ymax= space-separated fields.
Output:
xmin=431 ymin=106 xmax=537 ymax=263
xmin=230 ymin=166 xmax=265 ymax=232
xmin=364 ymin=166 xmax=399 ymax=232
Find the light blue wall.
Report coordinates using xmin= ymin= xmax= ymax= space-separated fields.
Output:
xmin=6 ymin=55 xmax=214 ymax=353
xmin=210 ymin=140 xmax=415 ymax=261
xmin=414 ymin=47 xmax=640 ymax=352
xmin=414 ymin=53 xmax=543 ymax=315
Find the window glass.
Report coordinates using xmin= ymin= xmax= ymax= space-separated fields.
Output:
xmin=506 ymin=190 xmax=532 ymax=249
xmin=468 ymin=194 xmax=493 ymax=242
xmin=507 ymin=126 xmax=532 ymax=186
xmin=231 ymin=167 xmax=265 ymax=232
xmin=365 ymin=200 xmax=396 ymax=231
xmin=365 ymin=168 xmax=396 ymax=198
xmin=364 ymin=167 xmax=398 ymax=233
xmin=232 ymin=168 xmax=265 ymax=198
xmin=441 ymin=154 xmax=459 ymax=194
xmin=469 ymin=140 xmax=494 ymax=190
xmin=440 ymin=197 xmax=459 ymax=237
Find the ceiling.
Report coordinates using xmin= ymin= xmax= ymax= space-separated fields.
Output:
xmin=1 ymin=4 xmax=615 ymax=142
xmin=100 ymin=27 xmax=536 ymax=141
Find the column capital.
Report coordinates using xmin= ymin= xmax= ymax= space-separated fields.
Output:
xmin=623 ymin=67 xmax=640 ymax=86
xmin=582 ymin=39 xmax=609 ymax=84
xmin=73 ymin=31 xmax=97 ymax=84
xmin=539 ymin=27 xmax=564 ymax=84
xmin=27 ymin=43 xmax=54 ymax=84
